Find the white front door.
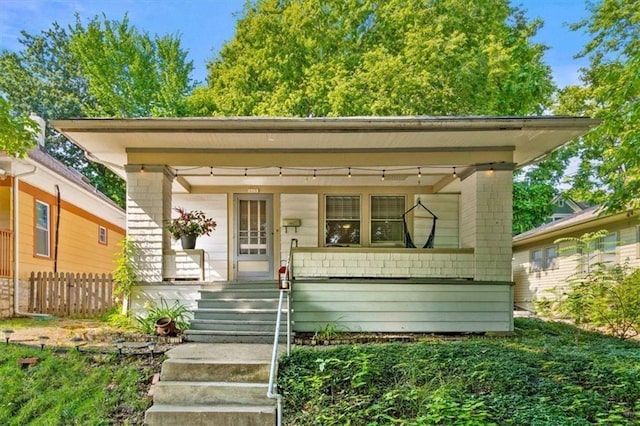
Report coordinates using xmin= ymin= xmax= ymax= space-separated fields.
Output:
xmin=234 ymin=194 xmax=273 ymax=280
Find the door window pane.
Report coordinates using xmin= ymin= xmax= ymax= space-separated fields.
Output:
xmin=326 ymin=196 xmax=360 ymax=245
xmin=239 ymin=199 xmax=267 ymax=255
xmin=35 ymin=201 xmax=50 ymax=257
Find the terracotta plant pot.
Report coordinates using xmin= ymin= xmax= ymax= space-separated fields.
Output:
xmin=154 ymin=316 xmax=178 ymax=336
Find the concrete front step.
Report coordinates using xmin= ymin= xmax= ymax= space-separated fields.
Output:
xmin=199 ymin=289 xmax=282 ymax=299
xmin=152 ymin=381 xmax=270 ymax=406
xmin=160 ymin=358 xmax=271 ymax=382
xmin=145 ymin=344 xmax=279 ymax=426
xmin=185 ymin=329 xmax=286 ymax=344
xmin=191 ymin=308 xmax=284 ymax=321
xmin=195 ymin=298 xmax=282 ymax=310
xmin=190 ymin=318 xmax=287 ymax=333
xmin=144 ymin=404 xmax=275 ymax=426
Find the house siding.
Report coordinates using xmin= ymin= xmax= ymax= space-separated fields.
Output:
xmin=279 ymin=193 xmax=319 ymax=262
xmin=513 ymin=214 xmax=640 ymax=311
xmin=413 ymin=194 xmax=459 ymax=248
xmin=292 ymin=280 xmax=513 ymax=333
xmin=167 ymin=193 xmax=229 ymax=281
xmin=15 ymin=183 xmax=124 ymax=276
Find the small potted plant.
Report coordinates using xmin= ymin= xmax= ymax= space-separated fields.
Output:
xmin=166 ymin=207 xmax=216 ymax=249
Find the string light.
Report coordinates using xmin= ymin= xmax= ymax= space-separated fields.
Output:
xmin=313 ymin=169 xmax=317 ymax=179
xmin=174 ymin=169 xmax=178 ymax=178
xmin=244 ymin=168 xmax=248 ymax=177
xmin=417 ymin=167 xmax=422 ymax=179
xmin=452 ymin=167 xmax=457 ymax=179
xmin=279 ymin=167 xmax=283 ymax=177
xmin=140 ymin=164 xmax=145 ymax=173
xmin=381 ymin=169 xmax=385 ymax=181
xmin=348 ymin=167 xmax=352 ymax=178
xmin=209 ymin=167 xmax=213 ymax=177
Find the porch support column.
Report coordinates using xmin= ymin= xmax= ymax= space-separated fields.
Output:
xmin=460 ymin=167 xmax=513 ymax=282
xmin=125 ymin=164 xmax=173 ymax=283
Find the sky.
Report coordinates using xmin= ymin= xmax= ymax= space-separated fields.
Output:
xmin=0 ymin=0 xmax=591 ymax=88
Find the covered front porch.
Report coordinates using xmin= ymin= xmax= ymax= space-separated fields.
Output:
xmin=53 ymin=116 xmax=597 ymax=335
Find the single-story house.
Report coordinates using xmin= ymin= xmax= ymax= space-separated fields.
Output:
xmin=52 ymin=116 xmax=597 ymax=334
xmin=513 ymin=206 xmax=639 ymax=312
xmin=0 ymin=117 xmax=126 ymax=317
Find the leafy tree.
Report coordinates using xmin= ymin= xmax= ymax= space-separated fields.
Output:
xmin=557 ymin=0 xmax=640 ymax=213
xmin=193 ymin=0 xmax=557 ymax=233
xmin=69 ymin=14 xmax=194 ymax=117
xmin=194 ymin=0 xmax=554 ymax=117
xmin=0 ymin=98 xmax=38 ymax=157
xmin=0 ymin=15 xmax=195 ymax=207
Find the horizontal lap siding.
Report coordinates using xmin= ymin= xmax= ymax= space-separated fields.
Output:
xmin=292 ymin=281 xmax=513 ymax=333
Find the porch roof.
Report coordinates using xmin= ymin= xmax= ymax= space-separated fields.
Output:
xmin=52 ymin=116 xmax=598 ymax=191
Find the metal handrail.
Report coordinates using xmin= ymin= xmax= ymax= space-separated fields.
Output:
xmin=267 ymin=238 xmax=297 ymax=426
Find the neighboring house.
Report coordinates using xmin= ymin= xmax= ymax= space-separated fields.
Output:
xmin=52 ymin=116 xmax=597 ymax=334
xmin=548 ymin=194 xmax=590 ymax=222
xmin=0 ymin=125 xmax=126 ymax=318
xmin=513 ymin=206 xmax=640 ymax=312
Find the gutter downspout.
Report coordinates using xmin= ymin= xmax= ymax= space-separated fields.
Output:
xmin=12 ymin=164 xmax=48 ymax=317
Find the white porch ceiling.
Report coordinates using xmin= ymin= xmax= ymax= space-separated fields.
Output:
xmin=52 ymin=116 xmax=598 ymax=192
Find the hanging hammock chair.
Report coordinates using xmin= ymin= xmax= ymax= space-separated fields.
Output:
xmin=402 ymin=199 xmax=438 ymax=248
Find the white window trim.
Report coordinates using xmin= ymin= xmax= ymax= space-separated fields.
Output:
xmin=98 ymin=226 xmax=108 ymax=245
xmin=35 ymin=200 xmax=50 ymax=257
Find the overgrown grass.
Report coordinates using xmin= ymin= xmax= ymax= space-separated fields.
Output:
xmin=279 ymin=318 xmax=640 ymax=425
xmin=0 ymin=344 xmax=160 ymax=425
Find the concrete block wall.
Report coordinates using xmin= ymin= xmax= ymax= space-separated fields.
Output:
xmin=0 ymin=277 xmax=13 ymax=317
xmin=126 ymin=165 xmax=173 ymax=283
xmin=293 ymin=250 xmax=475 ymax=279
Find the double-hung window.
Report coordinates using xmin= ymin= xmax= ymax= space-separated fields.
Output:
xmin=325 ymin=195 xmax=360 ymax=245
xmin=35 ymin=200 xmax=50 ymax=257
xmin=599 ymin=232 xmax=618 ymax=265
xmin=530 ymin=246 xmax=558 ymax=272
xmin=370 ymin=196 xmax=404 ymax=245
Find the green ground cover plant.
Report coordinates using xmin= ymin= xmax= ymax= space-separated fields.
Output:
xmin=279 ymin=318 xmax=640 ymax=425
xmin=0 ymin=341 xmax=160 ymax=425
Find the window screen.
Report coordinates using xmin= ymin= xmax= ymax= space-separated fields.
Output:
xmin=371 ymin=196 xmax=404 ymax=244
xmin=325 ymin=196 xmax=360 ymax=245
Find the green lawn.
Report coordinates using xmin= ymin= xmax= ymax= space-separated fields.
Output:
xmin=1 ymin=318 xmax=638 ymax=425
xmin=0 ymin=344 xmax=159 ymax=425
xmin=279 ymin=318 xmax=640 ymax=425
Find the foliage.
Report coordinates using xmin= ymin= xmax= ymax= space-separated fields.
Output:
xmin=135 ymin=298 xmax=191 ymax=334
xmin=194 ymin=0 xmax=554 ymax=117
xmin=512 ymin=148 xmax=577 ymax=235
xmin=0 ymin=97 xmax=39 ymax=157
xmin=166 ymin=206 xmax=217 ymax=239
xmin=279 ymin=318 xmax=640 ymax=424
xmin=68 ymin=13 xmax=194 ymax=117
xmin=555 ymin=0 xmax=640 ymax=213
xmin=101 ymin=306 xmax=137 ymax=330
xmin=0 ymin=344 xmax=157 ymax=425
xmin=0 ymin=23 xmax=125 ymax=206
xmin=540 ymin=230 xmax=640 ymax=339
xmin=313 ymin=322 xmax=349 ymax=342
xmin=0 ymin=14 xmax=194 ymax=207
xmin=112 ymin=237 xmax=138 ymax=303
